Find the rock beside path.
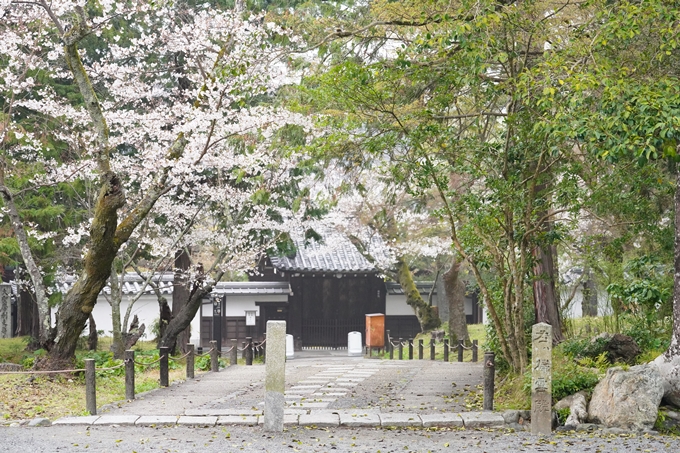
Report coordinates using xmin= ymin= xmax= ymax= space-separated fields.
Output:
xmin=588 ymin=365 xmax=664 ymax=431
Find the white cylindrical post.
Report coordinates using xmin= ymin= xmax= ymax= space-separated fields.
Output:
xmin=285 ymin=334 xmax=294 ymax=359
xmin=348 ymin=331 xmax=362 ymax=357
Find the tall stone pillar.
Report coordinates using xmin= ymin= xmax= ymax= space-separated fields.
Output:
xmin=264 ymin=320 xmax=286 ymax=432
xmin=531 ymin=322 xmax=552 ymax=435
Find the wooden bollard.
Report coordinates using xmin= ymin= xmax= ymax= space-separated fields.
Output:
xmin=408 ymin=338 xmax=413 ymax=360
xmin=389 ymin=340 xmax=394 ymax=359
xmin=241 ymin=341 xmax=246 ymax=359
xmin=418 ymin=339 xmax=423 ymax=360
xmin=430 ymin=339 xmax=435 ymax=360
xmin=398 ymin=338 xmax=403 ymax=360
xmin=85 ymin=358 xmax=96 ymax=415
xmin=472 ymin=340 xmax=478 ymax=362
xmin=159 ymin=346 xmax=169 ymax=387
xmin=210 ymin=340 xmax=219 ymax=372
xmin=245 ymin=337 xmax=253 ymax=366
xmin=262 ymin=333 xmax=267 ymax=364
xmin=186 ymin=344 xmax=195 ymax=379
xmin=483 ymin=351 xmax=495 ymax=410
xmin=443 ymin=339 xmax=449 ymax=362
xmin=230 ymin=339 xmax=238 ymax=366
xmin=125 ymin=350 xmax=135 ymax=400
xmin=197 ymin=346 xmax=203 ymax=356
xmin=458 ymin=340 xmax=464 ymax=362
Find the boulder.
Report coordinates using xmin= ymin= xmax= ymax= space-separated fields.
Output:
xmin=605 ymin=334 xmax=641 ymax=364
xmin=555 ymin=391 xmax=588 ymax=427
xmin=588 ymin=365 xmax=664 ymax=431
xmin=652 ymin=348 xmax=680 ymax=408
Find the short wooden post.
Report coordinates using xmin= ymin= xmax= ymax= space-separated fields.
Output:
xmin=85 ymin=358 xmax=96 ymax=415
xmin=398 ymin=338 xmax=403 ymax=360
xmin=389 ymin=340 xmax=394 ymax=359
xmin=262 ymin=333 xmax=267 ymax=364
xmin=408 ymin=338 xmax=413 ymax=360
xmin=230 ymin=339 xmax=238 ymax=366
xmin=125 ymin=350 xmax=135 ymax=400
xmin=210 ymin=340 xmax=219 ymax=372
xmin=418 ymin=339 xmax=423 ymax=360
xmin=245 ymin=337 xmax=253 ymax=366
xmin=483 ymin=352 xmax=495 ymax=411
xmin=159 ymin=346 xmax=169 ymax=387
xmin=197 ymin=346 xmax=203 ymax=356
xmin=430 ymin=339 xmax=435 ymax=360
xmin=241 ymin=341 xmax=246 ymax=359
xmin=472 ymin=340 xmax=478 ymax=362
xmin=458 ymin=340 xmax=464 ymax=362
xmin=443 ymin=339 xmax=449 ymax=362
xmin=186 ymin=344 xmax=195 ymax=379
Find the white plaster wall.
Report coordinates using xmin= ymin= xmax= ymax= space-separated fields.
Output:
xmin=90 ymin=294 xmax=159 ymax=339
xmin=386 ymin=295 xmax=415 ymax=316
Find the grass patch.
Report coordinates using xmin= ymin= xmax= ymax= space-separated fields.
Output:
xmin=0 ymin=337 xmax=207 ymax=422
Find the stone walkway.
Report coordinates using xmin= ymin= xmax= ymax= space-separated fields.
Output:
xmin=52 ymin=351 xmax=502 ymax=429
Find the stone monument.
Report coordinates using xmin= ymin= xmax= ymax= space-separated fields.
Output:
xmin=0 ymin=284 xmax=11 ymax=339
xmin=531 ymin=322 xmax=552 ymax=435
xmin=264 ymin=320 xmax=286 ymax=432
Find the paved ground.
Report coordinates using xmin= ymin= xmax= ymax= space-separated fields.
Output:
xmin=90 ymin=350 xmax=485 ymax=421
xmin=3 ymin=351 xmax=680 ymax=452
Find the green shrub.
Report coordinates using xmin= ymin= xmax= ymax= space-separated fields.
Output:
xmin=552 ymin=361 xmax=601 ymax=401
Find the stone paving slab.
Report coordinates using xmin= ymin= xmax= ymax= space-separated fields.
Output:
xmin=216 ymin=415 xmax=259 ymax=425
xmin=336 ymin=411 xmax=381 ymax=427
xmin=177 ymin=416 xmax=218 ymax=426
xmin=461 ymin=411 xmax=505 ymax=428
xmin=259 ymin=414 xmax=300 ymax=426
xmin=93 ymin=415 xmax=139 ymax=425
xmin=52 ymin=416 xmax=100 ymax=426
xmin=379 ymin=413 xmax=422 ymax=427
xmin=299 ymin=411 xmax=339 ymax=427
xmin=420 ymin=413 xmax=464 ymax=428
xmin=184 ymin=408 xmax=262 ymax=416
xmin=135 ymin=415 xmax=178 ymax=426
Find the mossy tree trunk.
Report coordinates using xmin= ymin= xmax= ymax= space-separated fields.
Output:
xmin=396 ymin=258 xmax=440 ymax=332
xmin=40 ymin=7 xmax=187 ymax=366
xmin=443 ymin=256 xmax=469 ymax=345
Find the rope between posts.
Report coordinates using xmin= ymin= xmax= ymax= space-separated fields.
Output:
xmin=0 ymin=368 xmax=85 ymax=375
xmin=0 ymin=361 xmax=125 ymax=375
xmin=132 ymin=355 xmax=166 ymax=367
xmin=195 ymin=347 xmax=214 ymax=358
xmin=216 ymin=346 xmax=235 ymax=356
xmin=167 ymin=351 xmax=191 ymax=362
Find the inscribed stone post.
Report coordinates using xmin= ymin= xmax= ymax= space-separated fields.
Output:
xmin=0 ymin=284 xmax=11 ymax=338
xmin=531 ymin=322 xmax=552 ymax=435
xmin=264 ymin=320 xmax=286 ymax=432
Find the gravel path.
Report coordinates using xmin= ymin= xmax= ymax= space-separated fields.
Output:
xmin=3 ymin=424 xmax=679 ymax=452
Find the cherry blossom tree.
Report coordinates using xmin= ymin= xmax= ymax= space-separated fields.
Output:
xmin=0 ymin=0 xmax=307 ymax=365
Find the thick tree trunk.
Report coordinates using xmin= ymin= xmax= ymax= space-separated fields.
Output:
xmin=109 ymin=262 xmax=125 ymax=359
xmin=172 ymin=250 xmax=192 ymax=353
xmin=87 ymin=314 xmax=98 ymax=351
xmin=443 ymin=257 xmax=469 ymax=344
xmin=159 ymin=284 xmax=208 ymax=350
xmin=396 ymin=258 xmax=441 ymax=332
xmin=532 ymin=238 xmax=564 ymax=344
xmin=124 ymin=315 xmax=145 ymax=350
xmin=651 ymin=168 xmax=680 ymax=407
xmin=0 ymin=185 xmax=52 ymax=344
xmin=50 ymin=173 xmax=126 ymax=363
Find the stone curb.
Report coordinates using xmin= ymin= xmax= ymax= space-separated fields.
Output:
xmin=46 ymin=410 xmax=507 ymax=429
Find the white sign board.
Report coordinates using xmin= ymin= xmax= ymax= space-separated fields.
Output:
xmin=245 ymin=310 xmax=257 ymax=326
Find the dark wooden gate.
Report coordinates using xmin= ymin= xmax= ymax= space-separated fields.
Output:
xmin=302 ymin=317 xmax=365 ymax=349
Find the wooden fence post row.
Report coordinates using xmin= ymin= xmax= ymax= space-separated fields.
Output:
xmin=383 ymin=337 xmax=481 ymax=363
